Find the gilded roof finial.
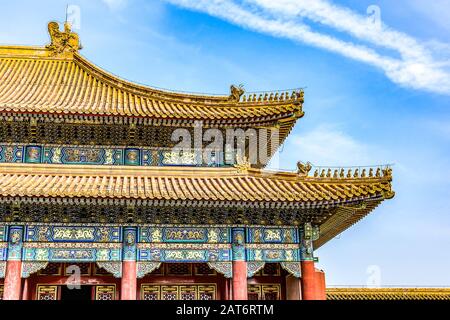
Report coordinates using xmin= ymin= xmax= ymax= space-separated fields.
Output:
xmin=234 ymin=153 xmax=251 ymax=173
xmin=296 ymin=161 xmax=312 ymax=176
xmin=46 ymin=21 xmax=81 ymax=56
xmin=382 ymin=167 xmax=393 ymax=179
xmin=229 ymin=84 xmax=245 ymax=102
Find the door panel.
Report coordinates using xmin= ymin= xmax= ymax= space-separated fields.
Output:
xmin=141 ymin=284 xmax=216 ymax=300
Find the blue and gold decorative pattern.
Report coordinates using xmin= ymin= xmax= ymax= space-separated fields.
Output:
xmin=2 ymin=225 xmax=306 ymax=263
xmin=124 ymin=148 xmax=141 ymax=166
xmin=0 ymin=242 xmax=7 ymax=261
xmin=25 ymin=226 xmax=121 ymax=243
xmin=137 ymin=262 xmax=162 ymax=278
xmin=300 ymin=223 xmax=320 ymax=261
xmin=21 ymin=262 xmax=49 ymax=278
xmin=123 ymin=227 xmax=137 ymax=261
xmin=207 ymin=262 xmax=232 ymax=278
xmin=24 ymin=146 xmax=42 ymax=163
xmin=138 ymin=248 xmax=230 ymax=262
xmin=231 ymin=228 xmax=246 ymax=261
xmin=0 ymin=145 xmax=22 ymax=163
xmin=61 ymin=147 xmax=106 ymax=164
xmin=7 ymin=225 xmax=23 ymax=261
xmin=141 ymin=150 xmax=152 ymax=165
xmin=0 ymin=144 xmax=231 ymax=166
xmin=23 ymin=244 xmax=122 ymax=262
xmin=96 ymin=261 xmax=122 ymax=278
xmin=247 ymin=261 xmax=265 ymax=277
xmin=0 ymin=226 xmax=6 ymax=260
xmin=280 ymin=262 xmax=301 ymax=278
xmin=0 ymin=225 xmax=7 ymax=241
xmin=164 ymin=228 xmax=207 ymax=242
xmin=139 ymin=227 xmax=230 ymax=243
xmin=158 ymin=149 xmax=224 ymax=167
xmin=246 ymin=249 xmax=300 ymax=262
xmin=246 ymin=227 xmax=298 ymax=244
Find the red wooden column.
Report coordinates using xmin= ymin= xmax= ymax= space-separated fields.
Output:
xmin=232 ymin=261 xmax=247 ymax=300
xmin=3 ymin=226 xmax=24 ymax=300
xmin=231 ymin=228 xmax=247 ymax=300
xmin=3 ymin=261 xmax=22 ymax=300
xmin=315 ymin=269 xmax=326 ymax=300
xmin=300 ymin=223 xmax=320 ymax=300
xmin=121 ymin=261 xmax=137 ymax=300
xmin=300 ymin=260 xmax=316 ymax=300
xmin=285 ymin=274 xmax=302 ymax=300
xmin=22 ymin=278 xmax=30 ymax=300
xmin=121 ymin=227 xmax=137 ymax=300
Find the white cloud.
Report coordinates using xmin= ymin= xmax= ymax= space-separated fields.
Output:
xmin=102 ymin=0 xmax=128 ymax=11
xmin=164 ymin=0 xmax=450 ymax=95
xmin=410 ymin=0 xmax=450 ymax=32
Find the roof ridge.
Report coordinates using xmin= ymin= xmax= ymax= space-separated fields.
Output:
xmin=0 ymin=162 xmax=393 ymax=184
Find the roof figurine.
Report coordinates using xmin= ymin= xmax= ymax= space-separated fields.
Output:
xmin=46 ymin=21 xmax=81 ymax=56
xmin=297 ymin=161 xmax=312 ymax=176
xmin=229 ymin=84 xmax=245 ymax=102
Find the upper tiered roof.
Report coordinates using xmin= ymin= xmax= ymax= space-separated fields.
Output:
xmin=0 ymin=22 xmax=304 ymax=127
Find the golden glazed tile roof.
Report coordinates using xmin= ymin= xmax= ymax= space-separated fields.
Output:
xmin=0 ymin=163 xmax=392 ymax=204
xmin=326 ymin=288 xmax=450 ymax=300
xmin=0 ymin=163 xmax=393 ymax=246
xmin=0 ymin=23 xmax=304 ymax=125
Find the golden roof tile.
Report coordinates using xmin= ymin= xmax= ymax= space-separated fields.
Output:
xmin=0 ymin=23 xmax=304 ymax=125
xmin=0 ymin=163 xmax=392 ymax=204
xmin=327 ymin=288 xmax=450 ymax=300
xmin=0 ymin=163 xmax=393 ymax=245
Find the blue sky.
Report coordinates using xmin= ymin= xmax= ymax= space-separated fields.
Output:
xmin=0 ymin=0 xmax=449 ymax=286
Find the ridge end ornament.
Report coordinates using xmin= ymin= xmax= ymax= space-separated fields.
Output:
xmin=46 ymin=21 xmax=82 ymax=56
xmin=234 ymin=154 xmax=251 ymax=173
xmin=297 ymin=161 xmax=312 ymax=176
xmin=229 ymin=84 xmax=245 ymax=102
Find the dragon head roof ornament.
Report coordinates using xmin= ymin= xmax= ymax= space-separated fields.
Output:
xmin=234 ymin=153 xmax=251 ymax=173
xmin=229 ymin=84 xmax=245 ymax=102
xmin=46 ymin=21 xmax=82 ymax=56
xmin=297 ymin=161 xmax=312 ymax=176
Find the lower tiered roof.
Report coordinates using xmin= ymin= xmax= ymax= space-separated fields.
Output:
xmin=0 ymin=163 xmax=394 ymax=247
xmin=327 ymin=288 xmax=450 ymax=300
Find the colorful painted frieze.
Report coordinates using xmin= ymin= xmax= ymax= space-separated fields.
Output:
xmin=0 ymin=224 xmax=7 ymax=261
xmin=138 ymin=248 xmax=231 ymax=262
xmin=0 ymin=144 xmax=227 ymax=166
xmin=25 ymin=226 xmax=122 ymax=243
xmin=7 ymin=226 xmax=24 ymax=260
xmin=246 ymin=227 xmax=299 ymax=244
xmin=246 ymin=249 xmax=300 ymax=262
xmin=139 ymin=227 xmax=231 ymax=243
xmin=0 ymin=145 xmax=22 ymax=162
xmin=22 ymin=244 xmax=122 ymax=262
xmin=0 ymin=225 xmax=7 ymax=241
xmin=0 ymin=242 xmax=7 ymax=261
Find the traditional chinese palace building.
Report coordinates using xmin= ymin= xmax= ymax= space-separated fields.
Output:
xmin=0 ymin=21 xmax=397 ymax=301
